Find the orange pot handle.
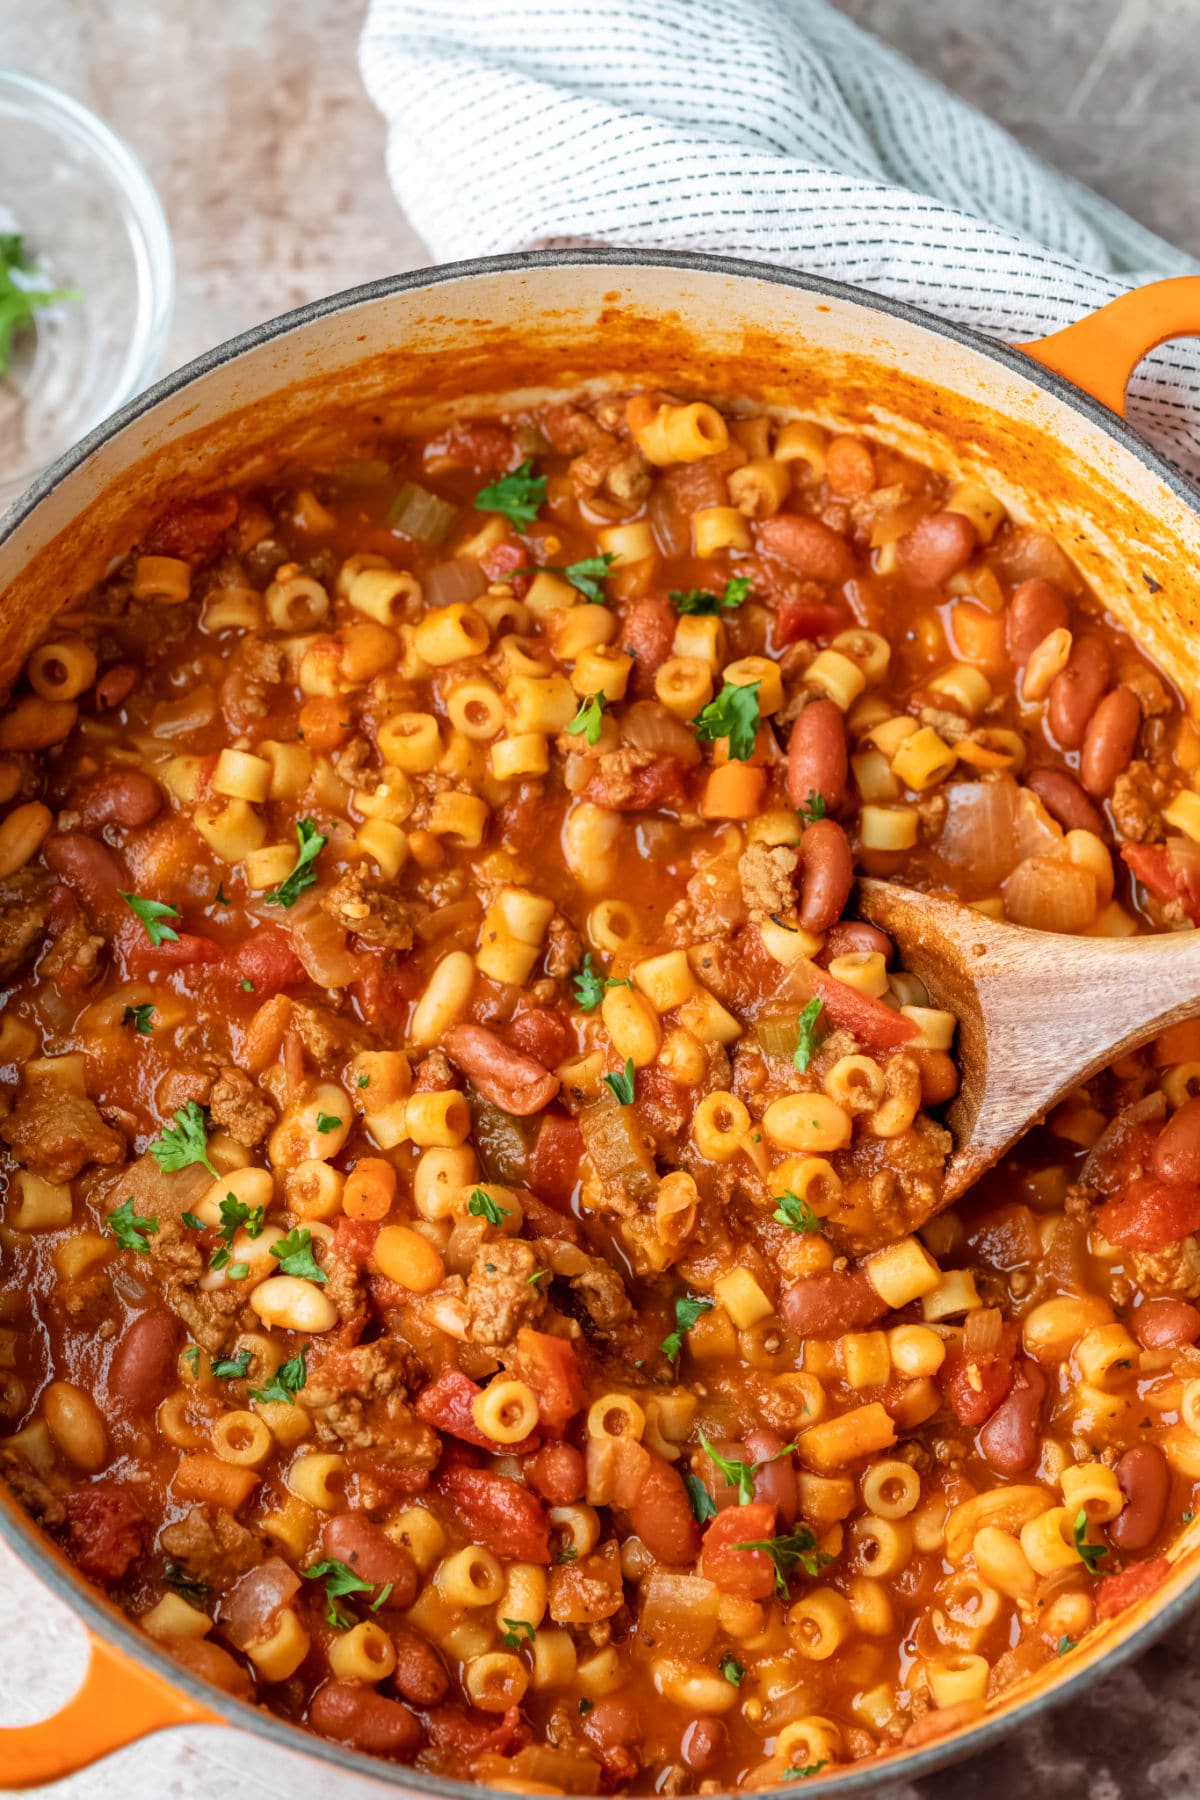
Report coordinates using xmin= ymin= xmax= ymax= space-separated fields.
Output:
xmin=1018 ymin=275 xmax=1200 ymax=416
xmin=0 ymin=1630 xmax=220 ymax=1789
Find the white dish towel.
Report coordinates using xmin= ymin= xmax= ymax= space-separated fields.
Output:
xmin=359 ymin=0 xmax=1200 ymax=479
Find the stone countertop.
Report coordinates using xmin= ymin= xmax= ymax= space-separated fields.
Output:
xmin=2 ymin=1 xmax=1200 ymax=1795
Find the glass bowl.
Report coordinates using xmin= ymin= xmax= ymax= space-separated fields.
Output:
xmin=0 ymin=71 xmax=173 ymax=514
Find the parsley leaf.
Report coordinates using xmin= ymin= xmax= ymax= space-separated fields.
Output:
xmin=370 ymin=1582 xmax=393 ymax=1611
xmin=774 ymin=1191 xmax=824 ymax=1235
xmin=468 ymin=1188 xmax=511 ymax=1228
xmin=517 ymin=553 xmax=615 ymax=603
xmin=684 ymin=1473 xmax=718 ymax=1523
xmin=227 ymin=1261 xmax=249 ymax=1280
xmin=181 ymin=1212 xmax=206 ymax=1231
xmin=573 ymin=953 xmax=606 ymax=1010
xmin=150 ymin=1100 xmax=218 ymax=1179
xmin=357 ymin=1073 xmax=370 ymax=1090
xmin=316 ymin=1111 xmax=342 ymax=1135
xmin=122 ymin=1002 xmax=155 ymax=1035
xmin=1073 ymin=1508 xmax=1108 ymax=1574
xmin=217 ymin=1192 xmax=265 ymax=1246
xmin=475 ymin=460 xmax=546 ymax=529
xmin=181 ymin=1346 xmax=201 ymax=1373
xmin=501 ymin=1618 xmax=536 ymax=1649
xmin=264 ymin=818 xmax=326 ymax=908
xmin=271 ymin=1227 xmax=327 ymax=1283
xmin=794 ymin=998 xmax=824 ymax=1074
xmin=670 ymin=577 xmax=751 ymax=615
xmin=0 ymin=235 xmax=78 ymax=373
xmin=119 ymin=891 xmax=180 ymax=947
xmin=798 ymin=790 xmax=827 ymax=823
xmin=603 ymin=1057 xmax=636 ymax=1106
xmin=719 ymin=1653 xmax=744 ymax=1685
xmin=210 ymin=1349 xmax=253 ymax=1380
xmin=783 ymin=1764 xmax=827 ymax=1782
xmin=527 ymin=1267 xmax=549 ymax=1286
xmin=660 ymin=1294 xmax=713 ymax=1362
xmin=558 ymin=1545 xmax=579 ymax=1564
xmin=566 ymin=691 xmax=606 ymax=746
xmin=1057 ymin=1635 xmax=1076 ymax=1657
xmin=691 ymin=681 xmax=761 ymax=762
xmin=732 ymin=1526 xmax=828 ymax=1596
xmin=302 ymin=1557 xmax=374 ymax=1630
xmin=250 ymin=1342 xmax=310 ymax=1407
xmin=107 ymin=1197 xmax=159 ymax=1253
xmin=162 ymin=1561 xmax=208 ymax=1605
xmin=700 ymin=1433 xmax=796 ymax=1507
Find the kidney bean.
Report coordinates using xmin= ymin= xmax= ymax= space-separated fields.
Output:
xmin=821 ymin=921 xmax=894 ymax=966
xmin=1080 ymin=686 xmax=1140 ymax=798
xmin=780 ymin=1269 xmax=887 ymax=1339
xmin=1152 ymin=1098 xmax=1200 ymax=1186
xmin=1005 ymin=579 xmax=1069 ymax=665
xmin=94 ymin=664 xmax=139 ymax=711
xmin=797 ymin=817 xmax=853 ymax=934
xmin=745 ymin=1427 xmax=798 ymax=1526
xmin=1024 ymin=767 xmax=1107 ymax=838
xmin=526 ymin=1441 xmax=586 ymax=1505
xmin=627 ymin=1451 xmax=701 ymax=1564
xmin=786 ymin=698 xmax=847 ymax=814
xmin=619 ymin=596 xmax=676 ymax=693
xmin=390 ymin=1625 xmax=448 ymax=1707
xmin=895 ymin=510 xmax=977 ymax=588
xmin=42 ymin=832 xmax=128 ymax=932
xmin=978 ymin=1360 xmax=1046 ymax=1474
xmin=1109 ymin=1445 xmax=1170 ymax=1551
xmin=682 ymin=1717 xmax=727 ymax=1774
xmin=756 ymin=513 xmax=856 ymax=585
xmin=1047 ymin=634 xmax=1110 ymax=750
xmin=108 ymin=1310 xmax=179 ymax=1410
xmin=76 ymin=771 xmax=163 ymax=831
xmin=442 ymin=1023 xmax=560 ymax=1116
xmin=1134 ymin=1296 xmax=1200 ymax=1350
xmin=582 ymin=1697 xmax=643 ymax=1754
xmin=309 ymin=1682 xmax=424 ymax=1759
xmin=321 ymin=1515 xmax=420 ymax=1607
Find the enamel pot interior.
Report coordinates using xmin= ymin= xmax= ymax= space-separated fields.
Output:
xmin=2 ymin=249 xmax=1200 ymax=1796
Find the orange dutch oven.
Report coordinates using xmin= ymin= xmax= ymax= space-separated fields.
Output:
xmin=1 ymin=252 xmax=1199 ymax=1794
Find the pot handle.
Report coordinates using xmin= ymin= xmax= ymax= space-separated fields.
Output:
xmin=1018 ymin=275 xmax=1200 ymax=416
xmin=0 ymin=1629 xmax=220 ymax=1788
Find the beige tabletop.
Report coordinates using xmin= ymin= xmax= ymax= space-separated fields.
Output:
xmin=2 ymin=1 xmax=1200 ymax=1795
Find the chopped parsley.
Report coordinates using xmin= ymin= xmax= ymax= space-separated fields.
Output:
xmin=370 ymin=1583 xmax=393 ymax=1612
xmin=316 ymin=1111 xmax=342 ymax=1135
xmin=603 ymin=1057 xmax=636 ymax=1106
xmin=527 ymin=1268 xmax=549 ymax=1286
xmin=209 ymin=1349 xmax=253 ymax=1380
xmin=1073 ymin=1508 xmax=1108 ymax=1574
xmin=684 ymin=1473 xmax=718 ymax=1523
xmin=691 ymin=680 xmax=761 ymax=762
xmin=798 ymin=790 xmax=827 ymax=823
xmin=700 ymin=1433 xmax=796 ymax=1506
xmin=517 ymin=553 xmax=615 ymax=602
xmin=558 ymin=1545 xmax=579 ymax=1564
xmin=578 ymin=1698 xmax=594 ymax=1716
xmin=357 ymin=1073 xmax=370 ymax=1090
xmin=119 ymin=892 xmax=180 ymax=947
xmin=271 ymin=1227 xmax=327 ymax=1284
xmin=214 ymin=882 xmax=231 ymax=906
xmin=1057 ymin=1635 xmax=1076 ymax=1657
xmin=122 ymin=1002 xmax=155 ymax=1035
xmin=181 ymin=1212 xmax=205 ymax=1231
xmin=240 ymin=978 xmax=254 ymax=992
xmin=107 ymin=1197 xmax=159 ymax=1254
xmin=150 ymin=1100 xmax=218 ymax=1179
xmin=264 ymin=818 xmax=326 ymax=908
xmin=719 ymin=1653 xmax=744 ymax=1685
xmin=731 ymin=1526 xmax=828 ymax=1596
xmin=250 ymin=1342 xmax=310 ymax=1407
xmin=793 ymin=998 xmax=824 ymax=1074
xmin=783 ymin=1764 xmax=827 ymax=1782
xmin=0 ymin=235 xmax=78 ymax=373
xmin=774 ymin=1191 xmax=824 ymax=1235
xmin=302 ymin=1558 xmax=375 ymax=1630
xmin=475 ymin=460 xmax=546 ymax=529
xmin=669 ymin=577 xmax=751 ymax=615
xmin=181 ymin=1346 xmax=201 ymax=1373
xmin=227 ymin=1261 xmax=249 ymax=1280
xmin=501 ymin=1618 xmax=536 ymax=1649
xmin=219 ymin=1192 xmax=265 ymax=1244
xmin=572 ymin=953 xmax=632 ymax=1010
xmin=468 ymin=1188 xmax=511 ymax=1228
xmin=566 ymin=691 xmax=607 ymax=746
xmin=660 ymin=1294 xmax=713 ymax=1362
xmin=162 ymin=1561 xmax=208 ymax=1606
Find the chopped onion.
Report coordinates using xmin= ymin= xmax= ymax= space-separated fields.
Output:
xmin=424 ymin=557 xmax=488 ymax=609
xmin=638 ymin=1569 xmax=721 ymax=1653
xmin=219 ymin=1557 xmax=301 ymax=1650
xmin=1013 ymin=786 xmax=1064 ymax=862
xmin=647 ymin=484 xmax=689 ymax=558
xmin=934 ymin=775 xmax=1020 ymax=889
xmin=387 ymin=480 xmax=458 ymax=544
xmin=290 ymin=900 xmax=365 ymax=988
xmin=963 ymin=1305 xmax=1003 ymax=1360
xmin=621 ymin=700 xmax=701 ymax=765
xmin=579 ymin=1095 xmax=657 ymax=1199
xmin=755 ymin=1013 xmax=801 ymax=1060
xmin=1081 ymin=1090 xmax=1167 ymax=1191
xmin=991 ymin=525 xmax=1078 ymax=591
xmin=332 ymin=457 xmax=391 ymax=487
xmin=1003 ymin=855 xmax=1097 ymax=933
xmin=585 ymin=1433 xmax=650 ymax=1508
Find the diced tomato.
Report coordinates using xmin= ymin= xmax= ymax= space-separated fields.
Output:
xmin=528 ymin=1112 xmax=584 ymax=1208
xmin=480 ymin=539 xmax=529 ymax=588
xmin=354 ymin=1456 xmax=432 ymax=1498
xmin=224 ymin=927 xmax=307 ymax=997
xmin=701 ymin=1501 xmax=778 ymax=1599
xmin=126 ymin=931 xmax=222 ymax=975
xmin=772 ymin=598 xmax=851 ymax=646
xmin=1095 ymin=1175 xmax=1200 ymax=1252
xmin=426 ymin=1705 xmax=531 ymax=1761
xmin=514 ymin=1328 xmax=584 ymax=1435
xmin=1123 ymin=842 xmax=1200 ymax=927
xmin=416 ymin=1368 xmax=539 ymax=1454
xmin=944 ymin=1352 xmax=1015 ymax=1427
xmin=353 ymin=954 xmax=424 ymax=1030
xmin=144 ymin=492 xmax=238 ymax=562
xmin=334 ymin=1217 xmax=381 ymax=1266
xmin=436 ymin=1463 xmax=552 ymax=1563
xmin=964 ymin=1202 xmax=1042 ymax=1270
xmin=789 ymin=966 xmax=916 ymax=1054
xmin=62 ymin=1484 xmax=147 ymax=1586
xmin=496 ymin=784 xmax=558 ymax=850
xmin=620 ymin=597 xmax=676 ymax=692
xmin=582 ymin=754 xmax=688 ymax=812
xmin=508 ymin=1007 xmax=573 ymax=1069
xmin=1095 ymin=1557 xmax=1171 ymax=1622
xmin=428 ymin=421 xmax=517 ymax=477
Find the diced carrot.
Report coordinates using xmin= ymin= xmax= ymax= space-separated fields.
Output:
xmin=344 ymin=1157 xmax=397 ymax=1222
xmin=948 ymin=600 xmax=1009 ymax=676
xmin=701 ymin=763 xmax=767 ymax=819
xmin=298 ymin=694 xmax=354 ymax=753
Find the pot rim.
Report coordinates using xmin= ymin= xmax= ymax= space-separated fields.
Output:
xmin=2 ymin=245 xmax=1199 ymax=1795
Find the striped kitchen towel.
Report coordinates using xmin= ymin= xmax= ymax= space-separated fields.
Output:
xmin=358 ymin=0 xmax=1200 ymax=480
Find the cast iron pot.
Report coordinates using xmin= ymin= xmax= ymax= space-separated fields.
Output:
xmin=1 ymin=251 xmax=1199 ymax=1794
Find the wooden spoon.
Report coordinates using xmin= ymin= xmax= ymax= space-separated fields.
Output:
xmin=855 ymin=878 xmax=1200 ymax=1203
